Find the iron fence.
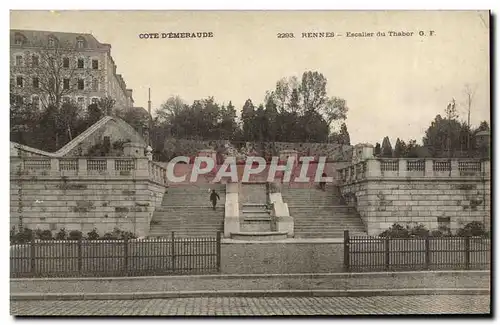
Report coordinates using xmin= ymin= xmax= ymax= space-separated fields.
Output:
xmin=343 ymin=230 xmax=490 ymax=272
xmin=10 ymin=232 xmax=221 ymax=278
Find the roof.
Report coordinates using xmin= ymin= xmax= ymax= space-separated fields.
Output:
xmin=475 ymin=130 xmax=490 ymax=136
xmin=10 ymin=115 xmax=146 ymax=158
xmin=10 ymin=29 xmax=111 ymax=50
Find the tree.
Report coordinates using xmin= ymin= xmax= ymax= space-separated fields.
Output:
xmin=241 ymin=99 xmax=256 ymax=141
xmin=381 ymin=136 xmax=393 ymax=157
xmin=374 ymin=143 xmax=381 ymax=156
xmin=338 ymin=123 xmax=351 ymax=145
xmin=393 ymin=138 xmax=405 ymax=158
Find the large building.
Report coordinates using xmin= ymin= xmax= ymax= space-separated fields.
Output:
xmin=10 ymin=29 xmax=134 ymax=110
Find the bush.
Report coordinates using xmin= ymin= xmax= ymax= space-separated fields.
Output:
xmin=87 ymin=228 xmax=100 ymax=240
xmin=38 ymin=230 xmax=53 ymax=240
xmin=409 ymin=224 xmax=429 ymax=237
xmin=101 ymin=232 xmax=118 ymax=240
xmin=456 ymin=221 xmax=488 ymax=237
xmin=55 ymin=228 xmax=67 ymax=240
xmin=68 ymin=230 xmax=83 ymax=240
xmin=430 ymin=230 xmax=444 ymax=237
xmin=379 ymin=224 xmax=410 ymax=238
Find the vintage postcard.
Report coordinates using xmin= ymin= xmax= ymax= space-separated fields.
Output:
xmin=9 ymin=10 xmax=491 ymax=316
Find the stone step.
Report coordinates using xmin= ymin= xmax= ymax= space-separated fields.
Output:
xmin=230 ymin=231 xmax=288 ymax=241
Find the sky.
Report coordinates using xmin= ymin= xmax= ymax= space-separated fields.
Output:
xmin=10 ymin=10 xmax=490 ymax=145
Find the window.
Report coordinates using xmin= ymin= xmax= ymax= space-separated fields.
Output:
xmin=92 ymin=59 xmax=99 ymax=70
xmin=91 ymin=97 xmax=99 ymax=104
xmin=14 ymin=38 xmax=23 ymax=45
xmin=77 ymin=39 xmax=84 ymax=49
xmin=77 ymin=97 xmax=85 ymax=108
xmin=63 ymin=57 xmax=70 ymax=68
xmin=15 ymin=55 xmax=22 ymax=66
xmin=48 ymin=38 xmax=55 ymax=47
xmin=77 ymin=58 xmax=84 ymax=69
xmin=32 ymin=55 xmax=39 ymax=66
xmin=63 ymin=79 xmax=70 ymax=90
xmin=32 ymin=96 xmax=40 ymax=110
xmin=92 ymin=78 xmax=98 ymax=91
xmin=16 ymin=76 xmax=23 ymax=87
xmin=15 ymin=95 xmax=24 ymax=106
xmin=32 ymin=77 xmax=39 ymax=89
xmin=77 ymin=79 xmax=84 ymax=90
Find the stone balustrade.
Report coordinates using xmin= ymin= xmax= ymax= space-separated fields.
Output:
xmin=10 ymin=156 xmax=168 ymax=186
xmin=338 ymin=158 xmax=490 ymax=185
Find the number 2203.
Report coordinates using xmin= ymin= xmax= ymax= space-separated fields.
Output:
xmin=277 ymin=33 xmax=295 ymax=38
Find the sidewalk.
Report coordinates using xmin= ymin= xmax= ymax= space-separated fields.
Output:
xmin=11 ymin=270 xmax=490 ymax=301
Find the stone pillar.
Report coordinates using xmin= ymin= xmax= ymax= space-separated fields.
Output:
xmin=450 ymin=160 xmax=460 ymax=177
xmin=365 ymin=159 xmax=381 ymax=177
xmin=398 ymin=159 xmax=407 ymax=177
xmin=224 ymin=183 xmax=240 ymax=237
xmin=135 ymin=158 xmax=150 ymax=177
xmin=78 ymin=158 xmax=88 ymax=177
xmin=425 ymin=159 xmax=434 ymax=177
xmin=123 ymin=142 xmax=146 ymax=157
xmin=50 ymin=158 xmax=60 ymax=176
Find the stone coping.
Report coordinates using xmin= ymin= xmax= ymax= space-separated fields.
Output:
xmin=10 ymin=270 xmax=490 ymax=282
xmin=221 ymin=238 xmax=344 ymax=244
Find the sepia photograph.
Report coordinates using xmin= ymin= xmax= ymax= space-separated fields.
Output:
xmin=8 ymin=9 xmax=491 ymax=316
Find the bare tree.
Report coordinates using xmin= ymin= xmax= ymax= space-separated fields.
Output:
xmin=19 ymin=39 xmax=104 ymax=110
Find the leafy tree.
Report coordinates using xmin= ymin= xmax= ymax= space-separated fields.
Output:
xmin=381 ymin=136 xmax=393 ymax=157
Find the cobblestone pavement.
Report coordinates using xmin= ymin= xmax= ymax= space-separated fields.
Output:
xmin=11 ymin=295 xmax=490 ymax=316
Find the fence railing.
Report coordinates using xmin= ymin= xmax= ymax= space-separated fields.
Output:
xmin=338 ymin=158 xmax=490 ymax=184
xmin=343 ymin=230 xmax=490 ymax=272
xmin=10 ymin=156 xmax=168 ymax=186
xmin=10 ymin=232 xmax=222 ymax=278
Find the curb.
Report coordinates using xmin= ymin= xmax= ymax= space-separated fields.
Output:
xmin=10 ymin=288 xmax=490 ymax=301
xmin=10 ymin=270 xmax=490 ymax=282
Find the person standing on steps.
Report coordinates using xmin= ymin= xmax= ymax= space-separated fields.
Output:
xmin=319 ymin=172 xmax=327 ymax=191
xmin=210 ymin=189 xmax=220 ymax=210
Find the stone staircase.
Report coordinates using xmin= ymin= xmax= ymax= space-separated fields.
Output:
xmin=149 ymin=184 xmax=226 ymax=238
xmin=281 ymin=183 xmax=366 ymax=238
xmin=231 ymin=183 xmax=288 ymax=240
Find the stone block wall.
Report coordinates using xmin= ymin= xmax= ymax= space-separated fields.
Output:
xmin=221 ymin=241 xmax=344 ymax=274
xmin=341 ymin=179 xmax=491 ymax=236
xmin=10 ymin=177 xmax=166 ymax=237
xmin=163 ymin=138 xmax=353 ymax=161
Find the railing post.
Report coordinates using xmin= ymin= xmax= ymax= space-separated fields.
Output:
xmin=343 ymin=230 xmax=350 ymax=272
xmin=77 ymin=239 xmax=83 ymax=274
xmin=124 ymin=237 xmax=129 ymax=275
xmin=424 ymin=159 xmax=434 ymax=177
xmin=384 ymin=237 xmax=390 ymax=271
xmin=171 ymin=231 xmax=176 ymax=272
xmin=216 ymin=231 xmax=222 ymax=272
xmin=30 ymin=238 xmax=36 ymax=276
xmin=465 ymin=235 xmax=470 ymax=270
xmin=424 ymin=235 xmax=430 ymax=270
xmin=78 ymin=159 xmax=88 ymax=177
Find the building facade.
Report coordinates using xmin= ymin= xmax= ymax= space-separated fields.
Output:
xmin=10 ymin=29 xmax=134 ymax=110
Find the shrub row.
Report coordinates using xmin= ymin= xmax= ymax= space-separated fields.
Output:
xmin=10 ymin=227 xmax=137 ymax=244
xmin=379 ymin=221 xmax=489 ymax=238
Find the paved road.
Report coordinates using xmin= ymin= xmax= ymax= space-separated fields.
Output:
xmin=11 ymin=295 xmax=490 ymax=315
